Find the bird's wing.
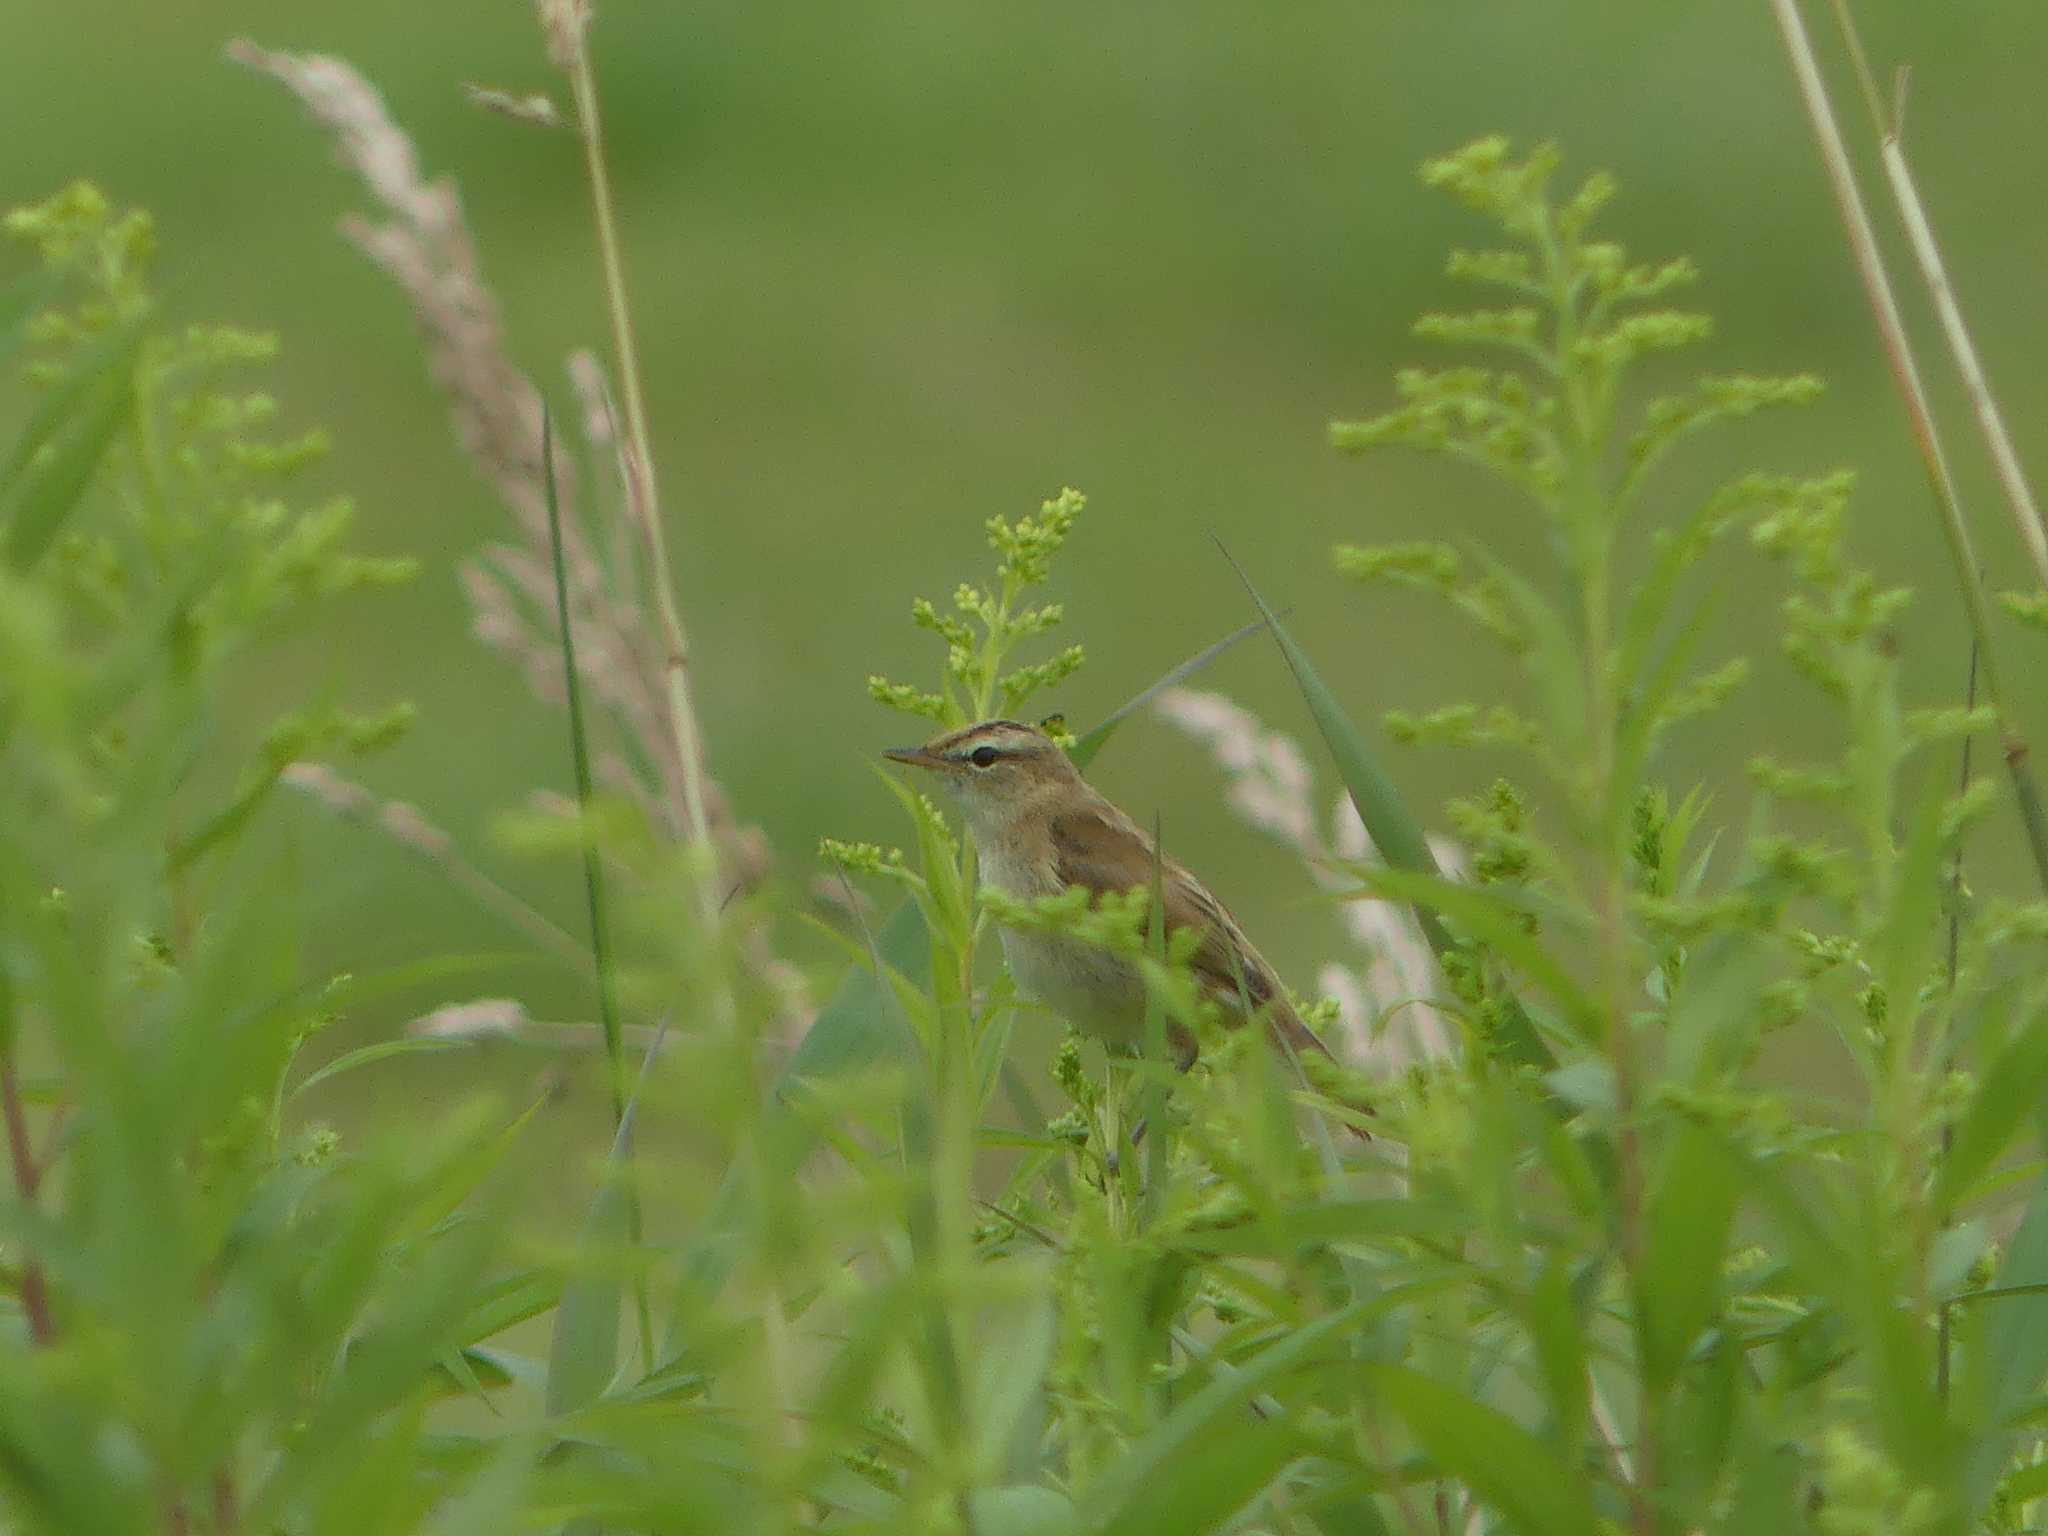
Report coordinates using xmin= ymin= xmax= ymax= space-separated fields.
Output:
xmin=1046 ymin=801 xmax=1330 ymax=1062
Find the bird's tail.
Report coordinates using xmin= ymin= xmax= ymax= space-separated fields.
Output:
xmin=1265 ymin=1002 xmax=1374 ymax=1141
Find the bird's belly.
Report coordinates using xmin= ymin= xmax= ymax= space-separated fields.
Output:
xmin=998 ymin=926 xmax=1147 ymax=1048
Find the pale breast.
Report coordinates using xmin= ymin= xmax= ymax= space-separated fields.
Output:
xmin=976 ymin=832 xmax=1147 ymax=1047
xmin=998 ymin=926 xmax=1147 ymax=1048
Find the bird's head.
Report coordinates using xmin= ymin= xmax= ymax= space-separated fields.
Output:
xmin=883 ymin=718 xmax=1080 ymax=837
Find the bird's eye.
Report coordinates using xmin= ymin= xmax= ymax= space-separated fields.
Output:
xmin=969 ymin=745 xmax=1000 ymax=768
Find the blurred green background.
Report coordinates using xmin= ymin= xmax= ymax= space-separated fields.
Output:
xmin=7 ymin=1 xmax=2046 ymax=1147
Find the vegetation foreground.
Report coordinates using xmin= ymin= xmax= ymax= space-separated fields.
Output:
xmin=5 ymin=9 xmax=2048 ymax=1535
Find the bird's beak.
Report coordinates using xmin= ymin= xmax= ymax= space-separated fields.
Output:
xmin=883 ymin=745 xmax=943 ymax=770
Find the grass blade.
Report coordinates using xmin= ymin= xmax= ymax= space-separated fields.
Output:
xmin=541 ymin=402 xmax=651 ymax=1372
xmin=1215 ymin=542 xmax=1554 ymax=1071
xmin=289 ymin=1036 xmax=474 ymax=1100
xmin=545 ymin=1022 xmax=666 ymax=1416
xmin=1072 ymin=613 xmax=1278 ymax=772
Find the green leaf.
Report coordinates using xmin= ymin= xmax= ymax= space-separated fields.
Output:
xmin=1527 ymin=1255 xmax=1589 ymax=1458
xmin=1 ymin=320 xmax=145 ymax=569
xmin=1937 ymin=1003 xmax=2048 ymax=1210
xmin=2 ymin=362 xmax=133 ymax=569
xmin=1368 ymin=1364 xmax=1599 ymax=1536
xmin=1965 ymin=1171 xmax=2048 ymax=1514
xmin=419 ymin=1444 xmax=538 ymax=1536
xmin=0 ymin=318 xmax=141 ymax=489
xmin=1636 ymin=1123 xmax=1737 ymax=1394
xmin=1088 ymin=1290 xmax=1412 ymax=1530
xmin=1217 ymin=545 xmax=1556 ymax=1071
xmin=1162 ymin=1200 xmax=1472 ymax=1256
xmin=1465 ymin=542 xmax=1584 ymax=764
xmin=1360 ymin=866 xmax=1597 ymax=1043
xmin=973 ymin=1287 xmax=1058 ymax=1479
xmin=546 ymin=1041 xmax=660 ymax=1415
xmin=664 ymin=900 xmax=928 ymax=1361
xmin=1663 ymin=932 xmax=1771 ymax=1086
xmin=1096 ymin=1421 xmax=1303 ymax=1536
xmin=0 ymin=269 xmax=57 ymax=372
xmin=970 ymin=1485 xmax=1080 ymax=1536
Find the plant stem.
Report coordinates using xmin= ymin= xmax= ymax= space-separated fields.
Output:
xmin=1545 ymin=196 xmax=1657 ymax=1536
xmin=1767 ymin=0 xmax=2048 ymax=897
xmin=1823 ymin=0 xmax=2048 ymax=595
xmin=1937 ymin=636 xmax=1978 ymax=1403
xmin=562 ymin=20 xmax=722 ymax=900
xmin=1 ymin=1052 xmax=54 ymax=1346
xmin=542 ymin=404 xmax=653 ymax=1375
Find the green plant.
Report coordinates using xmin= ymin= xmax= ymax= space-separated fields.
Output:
xmin=12 ymin=8 xmax=2048 ymax=1524
xmin=1297 ymin=137 xmax=2048 ymax=1535
xmin=0 ymin=185 xmax=505 ymax=1533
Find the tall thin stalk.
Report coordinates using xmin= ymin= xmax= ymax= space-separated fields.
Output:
xmin=1766 ymin=0 xmax=2048 ymax=897
xmin=548 ymin=5 xmax=722 ymax=911
xmin=542 ymin=403 xmax=653 ymax=1374
xmin=1823 ymin=0 xmax=2048 ymax=595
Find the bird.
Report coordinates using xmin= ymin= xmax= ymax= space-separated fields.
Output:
xmin=883 ymin=717 xmax=1349 ymax=1101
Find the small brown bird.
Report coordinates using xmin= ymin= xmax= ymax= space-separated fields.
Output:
xmin=883 ymin=718 xmax=1338 ymax=1079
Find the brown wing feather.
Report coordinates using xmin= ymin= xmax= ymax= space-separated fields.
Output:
xmin=1047 ymin=800 xmax=1332 ymax=1065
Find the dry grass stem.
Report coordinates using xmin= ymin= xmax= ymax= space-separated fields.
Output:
xmin=235 ymin=36 xmax=799 ymax=982
xmin=545 ymin=7 xmax=723 ymax=898
xmin=1821 ymin=0 xmax=2048 ymax=594
xmin=1767 ymin=0 xmax=2048 ymax=893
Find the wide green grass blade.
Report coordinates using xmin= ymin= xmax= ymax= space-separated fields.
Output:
xmin=1217 ymin=545 xmax=1555 ymax=1071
